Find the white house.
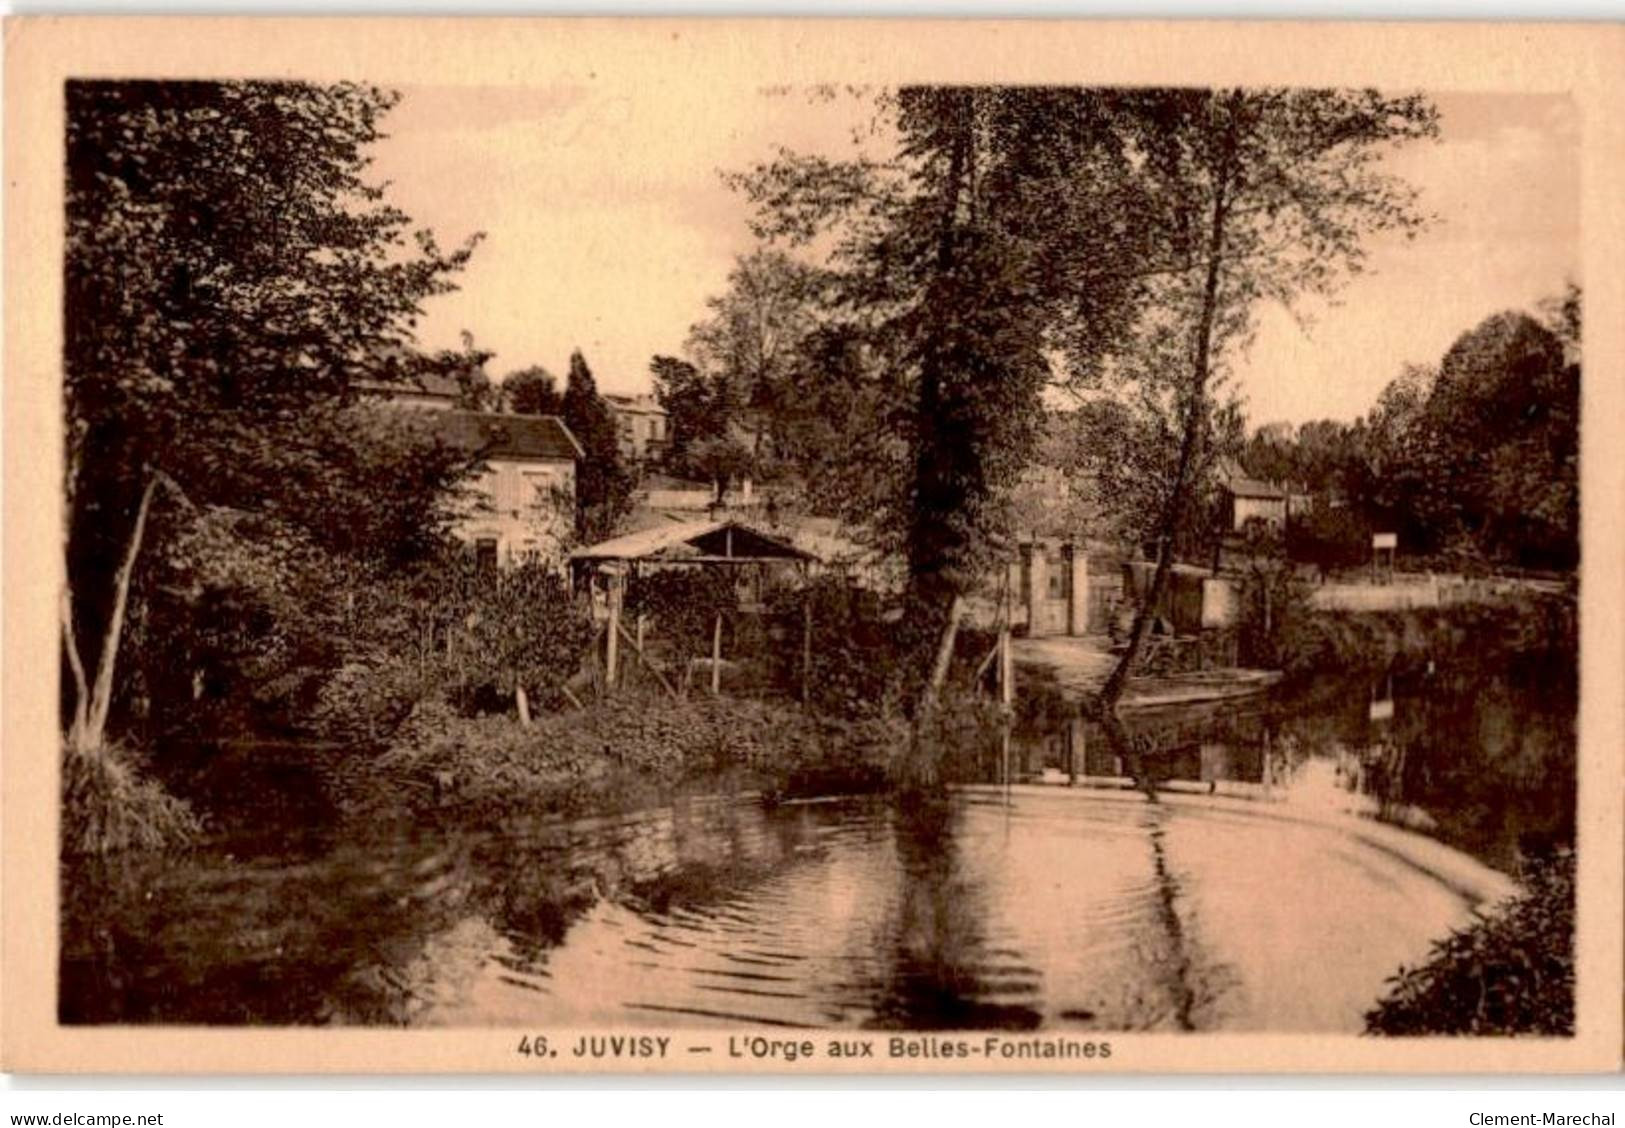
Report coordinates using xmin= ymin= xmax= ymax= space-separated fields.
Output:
xmin=425 ymin=411 xmax=583 ymax=568
xmin=361 ymin=368 xmax=583 ymax=567
xmin=1226 ymin=477 xmax=1290 ymax=531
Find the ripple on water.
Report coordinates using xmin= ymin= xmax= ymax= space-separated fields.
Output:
xmin=61 ymin=792 xmax=1483 ymax=1031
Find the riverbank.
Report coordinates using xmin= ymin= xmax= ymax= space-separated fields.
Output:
xmin=1285 ymin=588 xmax=1576 ymax=677
xmin=1012 ymin=583 xmax=1575 ymax=710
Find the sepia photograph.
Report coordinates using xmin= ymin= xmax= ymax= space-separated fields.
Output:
xmin=2 ymin=17 xmax=1621 ymax=1075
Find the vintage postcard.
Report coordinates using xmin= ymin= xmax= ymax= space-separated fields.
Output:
xmin=3 ymin=17 xmax=1621 ymax=1074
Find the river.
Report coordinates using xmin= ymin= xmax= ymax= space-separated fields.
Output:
xmin=60 ymin=656 xmax=1573 ymax=1032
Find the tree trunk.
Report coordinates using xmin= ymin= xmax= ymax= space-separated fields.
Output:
xmin=61 ymin=588 xmax=91 ymax=747
xmin=918 ymin=593 xmax=965 ymax=716
xmin=1100 ymin=122 xmax=1237 ymax=709
xmin=75 ymin=472 xmax=161 ymax=754
xmin=515 ymin=683 xmax=532 ymax=727
xmin=710 ymin=612 xmax=723 ymax=696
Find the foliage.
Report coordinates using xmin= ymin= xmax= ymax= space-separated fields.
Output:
xmin=117 ymin=407 xmax=482 ymax=744
xmin=649 ymin=355 xmax=724 ymax=474
xmin=1235 ymin=552 xmax=1314 ymax=670
xmin=733 ymin=88 xmax=1158 ymax=628
xmin=440 ymin=334 xmax=500 ymax=410
xmin=1095 ymin=88 xmax=1438 ymax=704
xmin=1366 ymin=851 xmax=1574 ymax=1035
xmin=763 ymin=578 xmax=910 ymax=718
xmin=761 ymin=576 xmax=1003 ymax=721
xmin=349 ymin=690 xmax=904 ymax=820
xmin=1407 ymin=311 xmax=1578 ymax=569
xmin=685 ymin=435 xmax=756 ymax=503
xmin=1287 ymin=498 xmax=1370 ymax=577
xmin=686 ymin=249 xmax=831 ymax=431
xmin=1244 ymin=290 xmax=1579 ymax=575
xmin=63 ymin=79 xmax=483 ymax=756
xmin=310 ymin=554 xmax=596 ymax=741
xmin=501 ymin=364 xmax=563 ymax=416
xmin=562 ymin=350 xmax=635 ymax=543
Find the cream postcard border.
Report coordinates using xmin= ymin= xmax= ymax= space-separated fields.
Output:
xmin=4 ymin=16 xmax=1621 ymax=1075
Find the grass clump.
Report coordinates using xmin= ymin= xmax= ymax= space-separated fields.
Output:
xmin=61 ymin=742 xmax=202 ymax=856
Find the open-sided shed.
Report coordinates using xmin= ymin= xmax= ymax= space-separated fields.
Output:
xmin=569 ymin=519 xmax=820 ymax=695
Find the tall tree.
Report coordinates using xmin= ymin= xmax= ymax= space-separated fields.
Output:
xmin=733 ymin=88 xmax=1153 ymax=700
xmin=63 ymin=79 xmax=482 ymax=755
xmin=650 ymin=354 xmax=728 ymax=478
xmin=686 ymin=249 xmax=830 ymax=424
xmin=1409 ymin=309 xmax=1577 ymax=569
xmin=1098 ymin=88 xmax=1438 ymax=705
xmin=562 ymin=350 xmax=634 ymax=543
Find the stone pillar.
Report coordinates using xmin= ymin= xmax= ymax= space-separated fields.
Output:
xmin=1066 ymin=543 xmax=1089 ymax=637
xmin=1024 ymin=542 xmax=1047 ymax=636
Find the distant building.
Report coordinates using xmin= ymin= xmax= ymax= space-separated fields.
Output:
xmin=1217 ymin=459 xmax=1290 ymax=531
xmin=1226 ymin=477 xmax=1289 ymax=531
xmin=604 ymin=394 xmax=669 ymax=463
xmin=365 ymin=371 xmax=581 ymax=567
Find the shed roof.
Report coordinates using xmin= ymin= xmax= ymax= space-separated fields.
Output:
xmin=571 ymin=519 xmax=815 ymax=564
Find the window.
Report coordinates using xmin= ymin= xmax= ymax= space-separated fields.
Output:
xmin=475 ymin=538 xmax=499 ymax=570
xmin=524 ymin=470 xmax=559 ymax=514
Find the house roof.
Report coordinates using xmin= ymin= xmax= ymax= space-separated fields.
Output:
xmin=356 ymin=369 xmax=463 ymax=402
xmin=572 ymin=519 xmax=816 ymax=564
xmin=1226 ymin=477 xmax=1288 ymax=500
xmin=426 ymin=411 xmax=583 ymax=461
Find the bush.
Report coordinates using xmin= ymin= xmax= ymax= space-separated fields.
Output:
xmin=1287 ymin=501 xmax=1369 ymax=577
xmin=308 ymin=554 xmax=596 ymax=741
xmin=763 ymin=578 xmax=910 ymax=718
xmin=1365 ymin=851 xmax=1574 ymax=1035
xmin=761 ymin=578 xmax=995 ymax=721
xmin=1236 ymin=554 xmax=1314 ymax=669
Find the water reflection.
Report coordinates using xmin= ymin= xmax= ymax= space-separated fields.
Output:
xmin=1004 ymin=660 xmax=1574 ymax=873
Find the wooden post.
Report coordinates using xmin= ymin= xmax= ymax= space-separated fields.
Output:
xmin=632 ymin=561 xmax=645 ymax=653
xmin=998 ymin=621 xmax=1013 ymax=708
xmin=616 ymin=619 xmax=679 ymax=699
xmin=605 ymin=569 xmax=621 ymax=690
xmin=710 ymin=611 xmax=723 ymax=696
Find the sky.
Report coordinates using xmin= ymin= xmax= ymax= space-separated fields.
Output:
xmin=371 ymin=87 xmax=1579 ymax=428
